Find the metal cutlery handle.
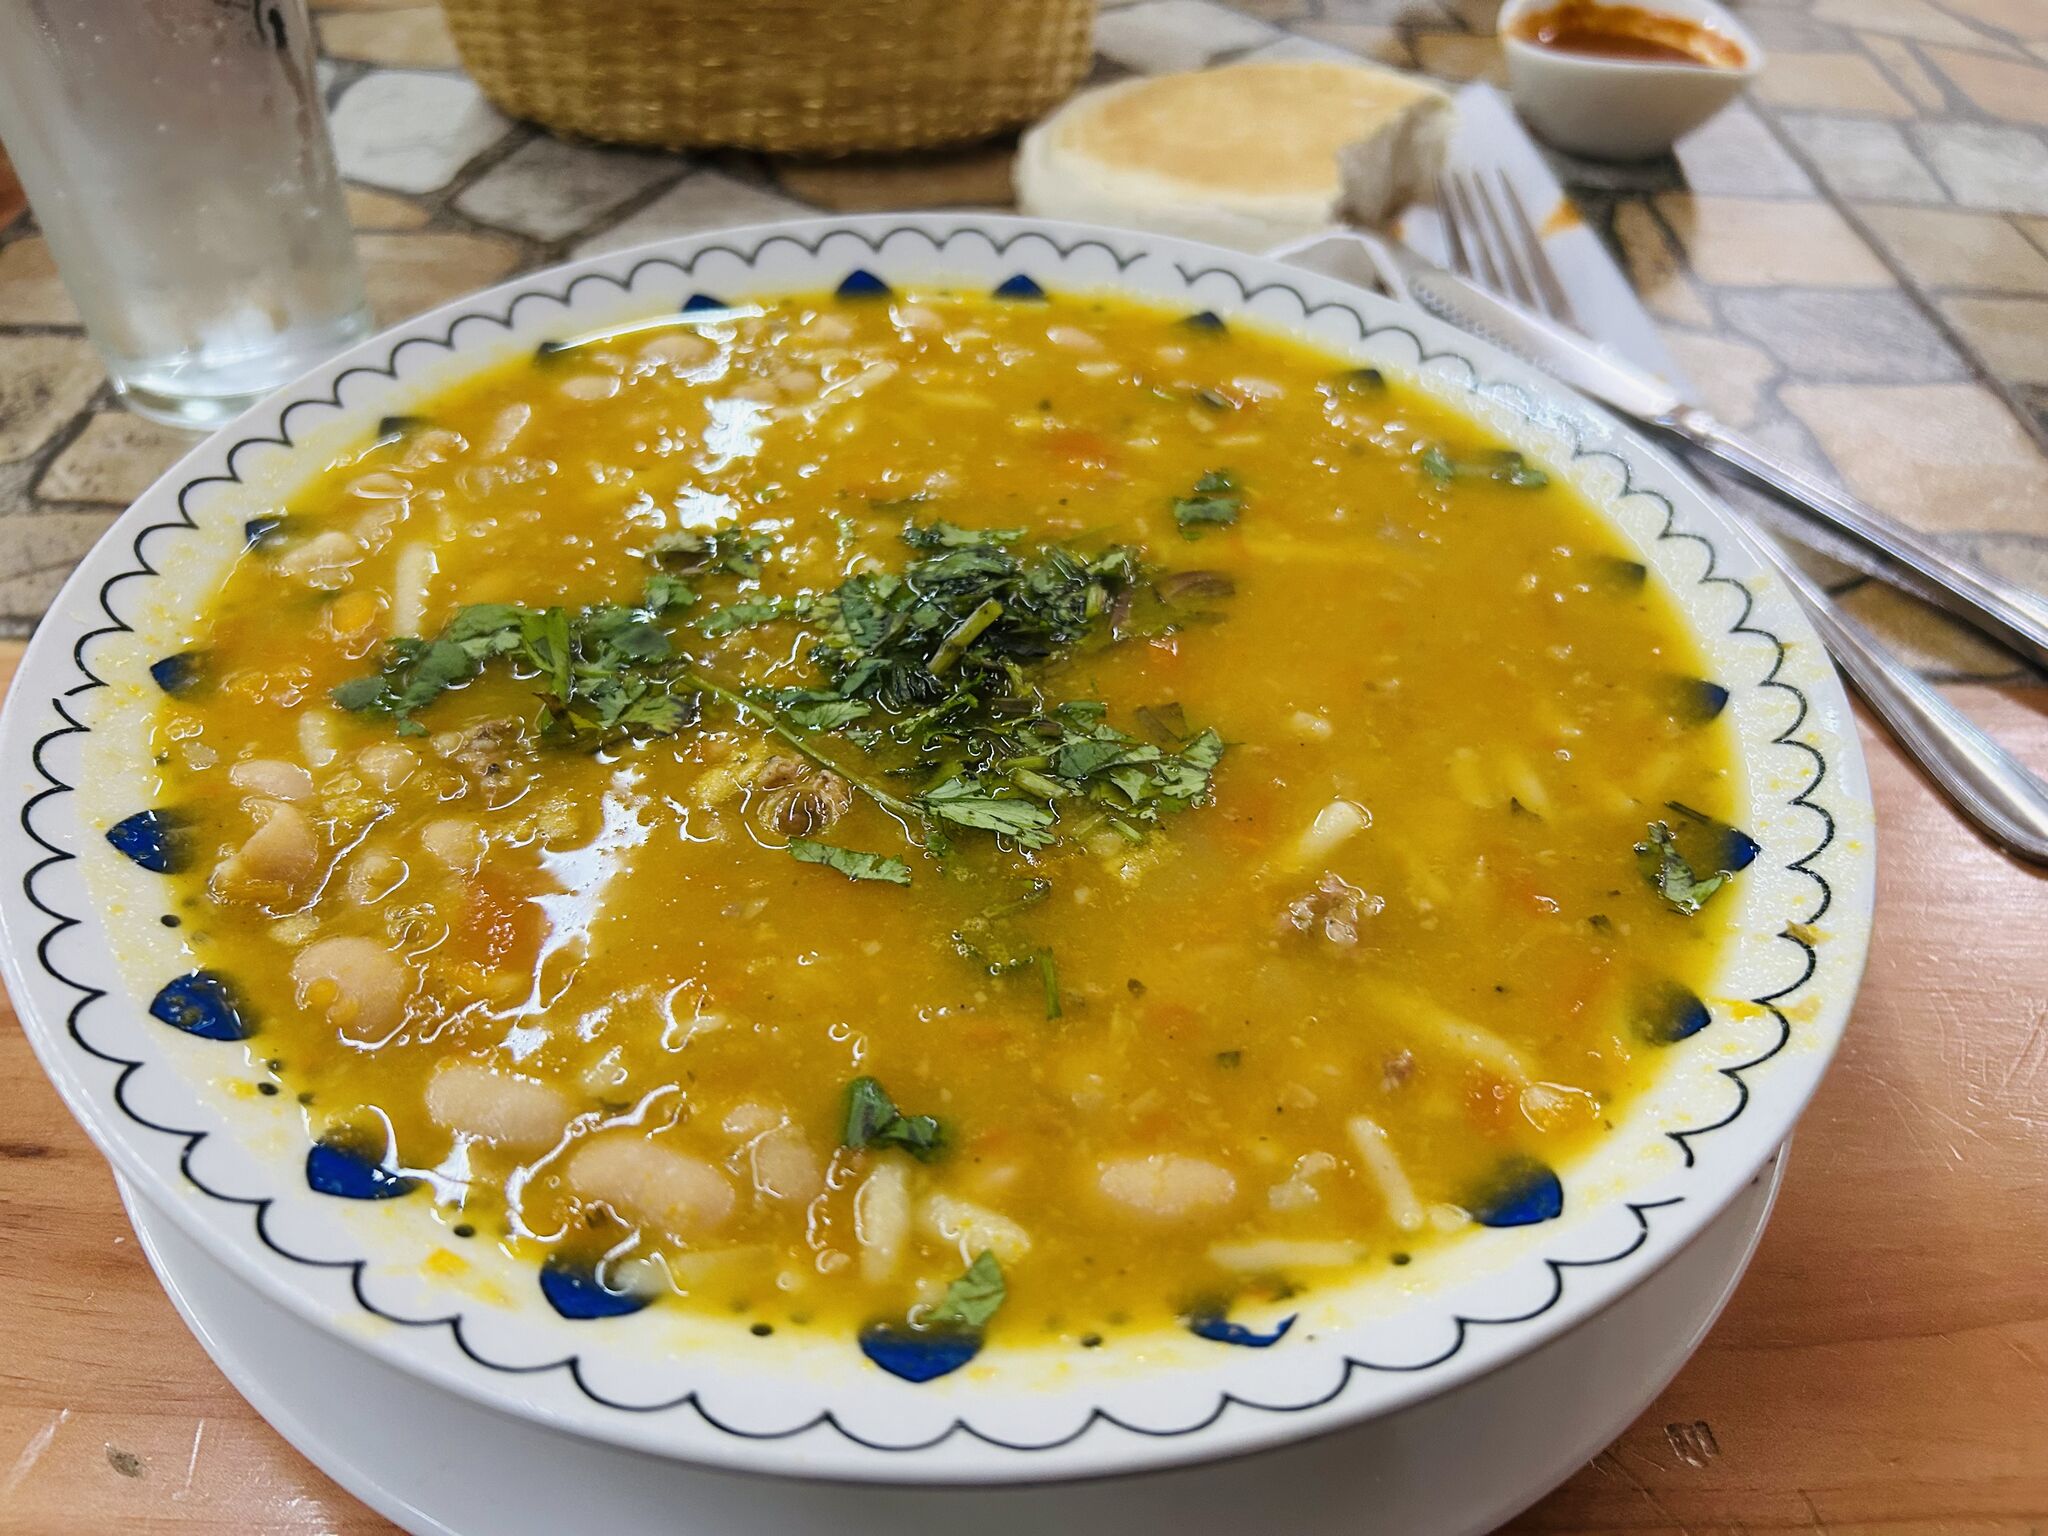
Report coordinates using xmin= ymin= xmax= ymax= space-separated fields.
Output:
xmin=1754 ymin=532 xmax=2048 ymax=865
xmin=1663 ymin=404 xmax=2048 ymax=673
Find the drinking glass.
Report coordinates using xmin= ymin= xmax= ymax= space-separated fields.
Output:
xmin=0 ymin=0 xmax=372 ymax=429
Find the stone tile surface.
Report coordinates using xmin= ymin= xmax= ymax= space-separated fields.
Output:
xmin=1860 ymin=34 xmax=1952 ymax=109
xmin=345 ymin=186 xmax=431 ymax=230
xmin=316 ymin=6 xmax=460 ymax=68
xmin=0 ymin=338 xmax=103 ymax=463
xmin=1655 ymin=195 xmax=1894 ymax=286
xmin=1670 ymin=104 xmax=1815 ymax=197
xmin=1661 ymin=331 xmax=1779 ymax=426
xmin=1295 ymin=19 xmax=1412 ymax=65
xmin=35 ymin=413 xmax=200 ymax=504
xmin=356 ymin=231 xmax=524 ymax=326
xmin=1937 ymin=0 xmax=2048 ymax=40
xmin=1754 ymin=52 xmax=1917 ymax=117
xmin=1922 ymin=46 xmax=2048 ymax=127
xmin=0 ymin=510 xmax=122 ymax=631
xmin=1093 ymin=0 xmax=1277 ymax=73
xmin=1936 ymin=295 xmax=2048 ymax=384
xmin=0 ymin=239 xmax=79 ymax=325
xmin=1781 ymin=380 xmax=2048 ymax=534
xmin=1856 ymin=203 xmax=2048 ymax=292
xmin=1813 ymin=0 xmax=2010 ymax=47
xmin=1720 ymin=288 xmax=1966 ymax=380
xmin=571 ymin=172 xmax=811 ymax=259
xmin=455 ymin=137 xmax=682 ymax=241
xmin=329 ymin=72 xmax=509 ymax=194
xmin=1612 ymin=202 xmax=1713 ymax=325
xmin=1910 ymin=122 xmax=2048 ymax=214
xmin=1836 ymin=580 xmax=2024 ymax=679
xmin=1777 ymin=114 xmax=1947 ymax=203
xmin=1410 ymin=32 xmax=1508 ymax=82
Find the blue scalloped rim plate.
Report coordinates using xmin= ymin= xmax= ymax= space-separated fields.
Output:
xmin=0 ymin=215 xmax=1875 ymax=1485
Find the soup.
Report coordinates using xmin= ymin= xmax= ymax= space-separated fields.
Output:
xmin=147 ymin=288 xmax=1743 ymax=1368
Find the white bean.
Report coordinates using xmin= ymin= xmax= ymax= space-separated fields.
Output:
xmin=297 ymin=708 xmax=341 ymax=769
xmin=213 ymin=800 xmax=319 ymax=900
xmin=559 ymin=373 xmax=620 ymax=402
xmin=292 ymin=936 xmax=414 ymax=1043
xmin=566 ymin=1135 xmax=736 ymax=1241
xmin=419 ymin=816 xmax=486 ymax=872
xmin=426 ymin=1060 xmax=573 ymax=1148
xmin=357 ymin=743 xmax=417 ymax=791
xmin=1046 ymin=325 xmax=1104 ymax=353
xmin=229 ymin=758 xmax=314 ymax=801
xmin=1095 ymin=1154 xmax=1237 ymax=1220
xmin=639 ymin=330 xmax=717 ymax=369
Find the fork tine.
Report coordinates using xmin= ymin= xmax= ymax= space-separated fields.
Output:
xmin=1434 ymin=172 xmax=1476 ymax=282
xmin=1440 ymin=171 xmax=1509 ymax=296
xmin=1464 ymin=170 xmax=1545 ymax=313
xmin=1495 ymin=173 xmax=1580 ymax=326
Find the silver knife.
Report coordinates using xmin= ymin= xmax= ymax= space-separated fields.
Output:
xmin=1366 ymin=235 xmax=2048 ymax=674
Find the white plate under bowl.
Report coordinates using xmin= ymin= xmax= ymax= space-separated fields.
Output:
xmin=0 ymin=214 xmax=1875 ymax=1484
xmin=122 ymin=1148 xmax=1784 ymax=1536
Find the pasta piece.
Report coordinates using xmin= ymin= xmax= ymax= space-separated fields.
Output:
xmin=1282 ymin=798 xmax=1370 ymax=870
xmin=1346 ymin=1115 xmax=1425 ymax=1233
xmin=275 ymin=529 xmax=360 ymax=590
xmin=853 ymin=1160 xmax=912 ymax=1284
xmin=389 ymin=541 xmax=436 ymax=639
xmin=1357 ymin=977 xmax=1533 ymax=1085
xmin=1208 ymin=1239 xmax=1366 ymax=1273
xmin=1095 ymin=1154 xmax=1238 ymax=1221
xmin=921 ymin=1192 xmax=1031 ymax=1266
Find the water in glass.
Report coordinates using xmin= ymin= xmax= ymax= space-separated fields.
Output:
xmin=0 ymin=0 xmax=372 ymax=428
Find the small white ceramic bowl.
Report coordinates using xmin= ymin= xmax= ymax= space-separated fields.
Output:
xmin=0 ymin=214 xmax=1872 ymax=1486
xmin=1499 ymin=0 xmax=1765 ymax=161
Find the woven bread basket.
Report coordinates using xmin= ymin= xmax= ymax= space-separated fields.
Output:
xmin=438 ymin=0 xmax=1099 ymax=155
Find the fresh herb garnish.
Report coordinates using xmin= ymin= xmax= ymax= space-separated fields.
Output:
xmin=841 ymin=1076 xmax=944 ymax=1160
xmin=1635 ymin=820 xmax=1729 ymax=915
xmin=926 ymin=1250 xmax=1005 ymax=1331
xmin=331 ymin=600 xmax=689 ymax=744
xmin=650 ymin=525 xmax=772 ymax=579
xmin=697 ymin=595 xmax=788 ymax=637
xmin=1170 ymin=469 xmax=1243 ymax=539
xmin=1420 ymin=446 xmax=1550 ymax=489
xmin=787 ymin=838 xmax=911 ymax=886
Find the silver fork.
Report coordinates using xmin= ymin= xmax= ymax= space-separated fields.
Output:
xmin=1428 ymin=172 xmax=2048 ymax=865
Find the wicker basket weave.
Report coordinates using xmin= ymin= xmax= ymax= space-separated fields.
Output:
xmin=438 ymin=0 xmax=1099 ymax=155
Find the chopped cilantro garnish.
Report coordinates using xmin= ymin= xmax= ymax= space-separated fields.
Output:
xmin=840 ymin=1076 xmax=944 ymax=1161
xmin=1635 ymin=820 xmax=1730 ymax=915
xmin=787 ymin=838 xmax=911 ymax=886
xmin=1170 ymin=469 xmax=1243 ymax=539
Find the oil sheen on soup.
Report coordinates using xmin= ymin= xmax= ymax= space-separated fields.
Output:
xmin=150 ymin=288 xmax=1746 ymax=1363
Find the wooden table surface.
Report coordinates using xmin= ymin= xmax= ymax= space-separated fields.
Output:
xmin=2 ymin=639 xmax=2045 ymax=1534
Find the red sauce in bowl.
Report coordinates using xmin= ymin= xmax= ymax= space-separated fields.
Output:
xmin=1510 ymin=1 xmax=1747 ymax=67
